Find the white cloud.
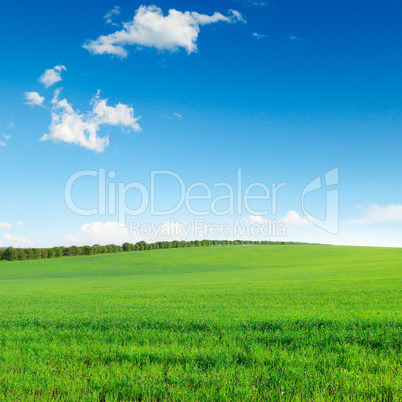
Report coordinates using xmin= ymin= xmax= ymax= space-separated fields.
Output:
xmin=16 ymin=221 xmax=24 ymax=227
xmin=39 ymin=65 xmax=66 ymax=88
xmin=6 ymin=122 xmax=14 ymax=128
xmin=25 ymin=91 xmax=45 ymax=106
xmin=244 ymin=211 xmax=312 ymax=227
xmin=289 ymin=35 xmax=301 ymax=41
xmin=83 ymin=5 xmax=244 ymax=58
xmin=104 ymin=5 xmax=121 ymax=25
xmin=0 ymin=141 xmax=6 ymax=147
xmin=243 ymin=215 xmax=269 ymax=224
xmin=253 ymin=32 xmax=267 ymax=39
xmin=0 ymin=222 xmax=12 ymax=229
xmin=92 ymin=96 xmax=141 ymax=128
xmin=3 ymin=135 xmax=11 ymax=140
xmin=173 ymin=112 xmax=183 ymax=119
xmin=3 ymin=233 xmax=34 ymax=247
xmin=349 ymin=204 xmax=402 ymax=224
xmin=65 ymin=221 xmax=135 ymax=245
xmin=65 ymin=220 xmax=195 ymax=245
xmin=40 ymin=89 xmax=141 ymax=152
xmin=240 ymin=0 xmax=270 ymax=7
xmin=279 ymin=210 xmax=312 ymax=226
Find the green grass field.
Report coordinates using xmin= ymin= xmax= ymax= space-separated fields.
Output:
xmin=0 ymin=245 xmax=401 ymax=401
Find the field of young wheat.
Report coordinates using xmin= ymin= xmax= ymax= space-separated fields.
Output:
xmin=0 ymin=245 xmax=401 ymax=400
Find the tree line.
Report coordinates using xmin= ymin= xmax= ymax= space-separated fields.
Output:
xmin=0 ymin=240 xmax=309 ymax=262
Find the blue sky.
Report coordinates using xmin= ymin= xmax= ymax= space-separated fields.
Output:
xmin=1 ymin=0 xmax=402 ymax=247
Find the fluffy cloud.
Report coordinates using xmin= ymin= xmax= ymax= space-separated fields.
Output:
xmin=243 ymin=215 xmax=269 ymax=224
xmin=65 ymin=221 xmax=135 ymax=245
xmin=25 ymin=91 xmax=45 ymax=106
xmin=0 ymin=222 xmax=12 ymax=229
xmin=104 ymin=5 xmax=121 ymax=25
xmin=16 ymin=221 xmax=24 ymax=227
xmin=3 ymin=233 xmax=34 ymax=247
xmin=3 ymin=135 xmax=11 ymax=140
xmin=350 ymin=204 xmax=402 ymax=224
xmin=244 ymin=211 xmax=312 ymax=227
xmin=40 ymin=89 xmax=141 ymax=152
xmin=83 ymin=5 xmax=244 ymax=58
xmin=279 ymin=210 xmax=312 ymax=226
xmin=39 ymin=65 xmax=66 ymax=88
xmin=65 ymin=220 xmax=195 ymax=245
xmin=0 ymin=141 xmax=6 ymax=147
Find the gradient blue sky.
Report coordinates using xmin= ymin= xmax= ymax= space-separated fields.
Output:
xmin=1 ymin=0 xmax=402 ymax=247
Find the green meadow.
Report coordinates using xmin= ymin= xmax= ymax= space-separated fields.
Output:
xmin=0 ymin=245 xmax=401 ymax=401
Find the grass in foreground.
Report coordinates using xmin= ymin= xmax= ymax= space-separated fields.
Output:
xmin=0 ymin=245 xmax=401 ymax=400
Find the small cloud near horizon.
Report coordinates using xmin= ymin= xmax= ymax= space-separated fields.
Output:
xmin=0 ymin=222 xmax=12 ymax=229
xmin=3 ymin=233 xmax=34 ymax=247
xmin=244 ymin=211 xmax=312 ymax=227
xmin=348 ymin=204 xmax=402 ymax=224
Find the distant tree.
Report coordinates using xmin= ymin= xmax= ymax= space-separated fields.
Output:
xmin=53 ymin=247 xmax=62 ymax=257
xmin=32 ymin=248 xmax=41 ymax=260
xmin=122 ymin=242 xmax=134 ymax=252
xmin=2 ymin=247 xmax=18 ymax=261
xmin=201 ymin=240 xmax=212 ymax=247
xmin=47 ymin=248 xmax=55 ymax=258
xmin=16 ymin=248 xmax=27 ymax=260
xmin=135 ymin=241 xmax=148 ymax=251
xmin=106 ymin=244 xmax=118 ymax=253
xmin=83 ymin=246 xmax=94 ymax=255
xmin=24 ymin=249 xmax=33 ymax=259
xmin=70 ymin=246 xmax=81 ymax=256
xmin=92 ymin=244 xmax=102 ymax=254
